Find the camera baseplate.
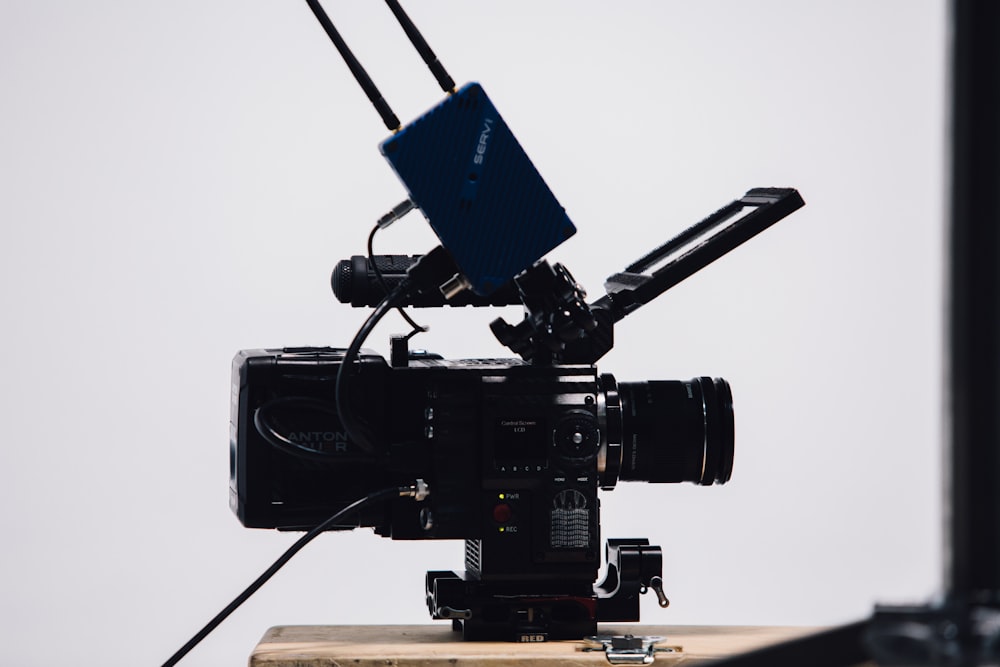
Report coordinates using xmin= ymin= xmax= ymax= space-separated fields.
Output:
xmin=427 ymin=538 xmax=666 ymax=642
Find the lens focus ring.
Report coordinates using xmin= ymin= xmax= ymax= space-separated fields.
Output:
xmin=618 ymin=378 xmax=734 ymax=486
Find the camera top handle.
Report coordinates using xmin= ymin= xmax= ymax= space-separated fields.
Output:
xmin=490 ymin=188 xmax=805 ymax=365
xmin=596 ymin=187 xmax=805 ymax=322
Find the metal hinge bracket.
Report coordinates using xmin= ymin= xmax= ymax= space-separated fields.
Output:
xmin=582 ymin=634 xmax=680 ymax=665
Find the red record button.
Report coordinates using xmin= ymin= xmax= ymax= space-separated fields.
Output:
xmin=493 ymin=503 xmax=513 ymax=524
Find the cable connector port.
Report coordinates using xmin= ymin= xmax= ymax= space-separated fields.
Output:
xmin=401 ymin=479 xmax=430 ymax=501
xmin=404 ymin=246 xmax=465 ymax=302
xmin=377 ymin=199 xmax=415 ymax=229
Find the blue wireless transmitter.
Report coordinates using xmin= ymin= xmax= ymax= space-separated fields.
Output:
xmin=380 ymin=83 xmax=576 ymax=296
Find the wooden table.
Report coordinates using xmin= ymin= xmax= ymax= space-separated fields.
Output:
xmin=250 ymin=624 xmax=826 ymax=666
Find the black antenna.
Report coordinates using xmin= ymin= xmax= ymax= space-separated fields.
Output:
xmin=384 ymin=0 xmax=456 ymax=94
xmin=304 ymin=0 xmax=401 ymax=131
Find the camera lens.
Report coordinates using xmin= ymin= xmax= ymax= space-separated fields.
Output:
xmin=617 ymin=377 xmax=733 ymax=485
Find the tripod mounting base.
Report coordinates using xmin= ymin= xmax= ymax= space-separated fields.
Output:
xmin=426 ymin=538 xmax=665 ymax=642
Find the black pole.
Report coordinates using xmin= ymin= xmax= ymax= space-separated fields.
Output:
xmin=714 ymin=2 xmax=1000 ymax=664
xmin=947 ymin=0 xmax=1000 ymax=598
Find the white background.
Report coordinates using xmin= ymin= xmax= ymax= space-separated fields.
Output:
xmin=1 ymin=2 xmax=946 ymax=665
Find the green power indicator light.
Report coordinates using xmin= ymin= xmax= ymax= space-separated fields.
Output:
xmin=499 ymin=527 xmax=505 ymax=533
xmin=498 ymin=493 xmax=505 ymax=500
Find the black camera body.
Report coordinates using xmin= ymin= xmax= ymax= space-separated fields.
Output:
xmin=232 ymin=345 xmax=732 ymax=639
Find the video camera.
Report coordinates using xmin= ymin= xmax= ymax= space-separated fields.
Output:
xmin=228 ymin=0 xmax=805 ymax=645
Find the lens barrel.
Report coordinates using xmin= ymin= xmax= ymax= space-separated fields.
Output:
xmin=616 ymin=377 xmax=734 ymax=485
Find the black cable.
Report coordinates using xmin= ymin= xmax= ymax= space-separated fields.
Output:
xmin=160 ymin=486 xmax=402 ymax=667
xmin=253 ymin=396 xmax=373 ymax=462
xmin=367 ymin=224 xmax=427 ymax=335
xmin=334 ymin=283 xmax=408 ymax=454
xmin=383 ymin=0 xmax=456 ymax=94
xmin=304 ymin=0 xmax=401 ymax=131
xmin=334 ymin=246 xmax=461 ymax=454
